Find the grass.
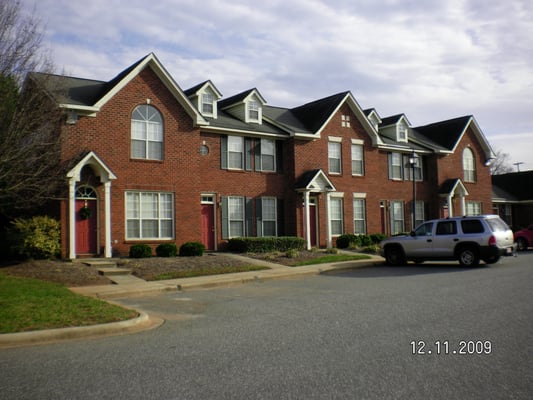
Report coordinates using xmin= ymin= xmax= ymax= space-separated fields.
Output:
xmin=0 ymin=273 xmax=138 ymax=334
xmin=152 ymin=264 xmax=269 ymax=281
xmin=289 ymin=253 xmax=372 ymax=266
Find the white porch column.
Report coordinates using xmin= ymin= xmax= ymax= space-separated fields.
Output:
xmin=447 ymin=194 xmax=454 ymax=217
xmin=104 ymin=181 xmax=112 ymax=258
xmin=460 ymin=195 xmax=466 ymax=216
xmin=68 ymin=179 xmax=76 ymax=259
xmin=303 ymin=191 xmax=311 ymax=250
xmin=326 ymin=192 xmax=332 ymax=248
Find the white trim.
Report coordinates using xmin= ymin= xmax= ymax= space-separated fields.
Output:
xmin=353 ymin=192 xmax=367 ymax=198
xmin=351 ymin=138 xmax=364 ymax=145
xmin=328 ymin=136 xmax=343 ymax=142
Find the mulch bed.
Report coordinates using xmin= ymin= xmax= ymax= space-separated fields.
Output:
xmin=0 ymin=251 xmax=341 ymax=287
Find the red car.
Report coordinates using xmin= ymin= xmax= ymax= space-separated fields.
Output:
xmin=514 ymin=224 xmax=533 ymax=251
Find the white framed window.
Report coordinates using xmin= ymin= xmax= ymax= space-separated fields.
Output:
xmin=398 ymin=125 xmax=407 ymax=142
xmin=328 ymin=141 xmax=342 ymax=174
xmin=201 ymin=93 xmax=214 ymax=115
xmin=126 ymin=191 xmax=173 ymax=239
xmin=463 ymin=148 xmax=476 ymax=182
xmin=248 ymin=100 xmax=259 ymax=121
xmin=341 ymin=115 xmax=351 ymax=128
xmin=261 ymin=197 xmax=277 ymax=236
xmin=228 ymin=196 xmax=245 ymax=237
xmin=131 ymin=105 xmax=163 ymax=160
xmin=329 ymin=197 xmax=344 ymax=236
xmin=466 ymin=201 xmax=482 ymax=216
xmin=404 ymin=154 xmax=423 ymax=181
xmin=260 ymin=139 xmax=276 ymax=172
xmin=227 ymin=136 xmax=244 ymax=169
xmin=351 ymin=144 xmax=364 ymax=176
xmin=353 ymin=198 xmax=366 ymax=234
xmin=390 ymin=200 xmax=405 ymax=235
xmin=388 ymin=153 xmax=403 ymax=180
xmin=414 ymin=200 xmax=425 ymax=227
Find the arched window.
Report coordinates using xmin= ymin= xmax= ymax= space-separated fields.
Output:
xmin=131 ymin=105 xmax=163 ymax=160
xmin=463 ymin=148 xmax=476 ymax=182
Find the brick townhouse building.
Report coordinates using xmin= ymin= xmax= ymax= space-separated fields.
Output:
xmin=32 ymin=53 xmax=495 ymax=259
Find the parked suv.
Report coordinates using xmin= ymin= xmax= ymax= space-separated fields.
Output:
xmin=513 ymin=224 xmax=533 ymax=251
xmin=380 ymin=215 xmax=515 ymax=267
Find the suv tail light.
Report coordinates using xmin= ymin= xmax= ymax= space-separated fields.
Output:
xmin=488 ymin=235 xmax=497 ymax=247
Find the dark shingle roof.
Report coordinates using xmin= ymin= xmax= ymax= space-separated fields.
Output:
xmin=379 ymin=114 xmax=404 ymax=127
xmin=290 ymin=92 xmax=348 ymax=132
xmin=218 ymin=89 xmax=257 ymax=109
xmin=413 ymin=116 xmax=472 ymax=150
xmin=492 ymin=171 xmax=533 ymax=201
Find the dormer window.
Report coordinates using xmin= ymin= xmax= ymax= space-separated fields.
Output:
xmin=398 ymin=124 xmax=408 ymax=142
xmin=201 ymin=93 xmax=214 ymax=115
xmin=248 ymin=100 xmax=260 ymax=121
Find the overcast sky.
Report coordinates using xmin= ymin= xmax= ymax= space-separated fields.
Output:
xmin=23 ymin=0 xmax=533 ymax=171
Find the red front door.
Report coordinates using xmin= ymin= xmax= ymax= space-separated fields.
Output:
xmin=201 ymin=203 xmax=215 ymax=251
xmin=76 ymin=199 xmax=97 ymax=255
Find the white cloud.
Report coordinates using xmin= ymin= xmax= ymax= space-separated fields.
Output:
xmin=21 ymin=0 xmax=533 ymax=167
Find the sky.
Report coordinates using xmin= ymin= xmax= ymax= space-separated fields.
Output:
xmin=22 ymin=0 xmax=533 ymax=171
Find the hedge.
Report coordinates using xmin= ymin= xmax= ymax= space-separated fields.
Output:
xmin=228 ymin=236 xmax=305 ymax=253
xmin=336 ymin=233 xmax=387 ymax=249
xmin=156 ymin=243 xmax=178 ymax=257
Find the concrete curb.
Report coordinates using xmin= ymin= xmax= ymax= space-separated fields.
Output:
xmin=0 ymin=312 xmax=164 ymax=349
xmin=1 ymin=255 xmax=384 ymax=348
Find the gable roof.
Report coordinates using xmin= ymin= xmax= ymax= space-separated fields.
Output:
xmin=413 ymin=115 xmax=495 ymax=161
xmin=262 ymin=92 xmax=383 ymax=144
xmin=379 ymin=113 xmax=410 ymax=127
xmin=492 ymin=171 xmax=533 ymax=202
xmin=33 ymin=53 xmax=207 ymax=126
xmin=184 ymin=80 xmax=222 ymax=98
xmin=295 ymin=169 xmax=336 ymax=192
xmin=218 ymin=88 xmax=266 ymax=109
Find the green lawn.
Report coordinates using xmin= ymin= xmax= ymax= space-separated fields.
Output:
xmin=152 ymin=264 xmax=269 ymax=281
xmin=0 ymin=273 xmax=138 ymax=333
xmin=289 ymin=253 xmax=372 ymax=266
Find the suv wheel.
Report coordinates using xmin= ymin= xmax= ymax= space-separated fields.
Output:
xmin=384 ymin=246 xmax=405 ymax=266
xmin=516 ymin=237 xmax=528 ymax=251
xmin=457 ymin=246 xmax=480 ymax=267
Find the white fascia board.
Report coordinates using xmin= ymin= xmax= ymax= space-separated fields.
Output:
xmin=59 ymin=103 xmax=99 ymax=116
xmin=94 ymin=53 xmax=208 ymax=127
xmin=450 ymin=116 xmax=496 ymax=160
xmin=201 ymin=125 xmax=287 ymax=139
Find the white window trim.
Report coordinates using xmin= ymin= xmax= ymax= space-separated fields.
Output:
xmin=328 ymin=141 xmax=342 ymax=175
xmin=259 ymin=138 xmax=276 ymax=172
xmin=125 ymin=191 xmax=174 ymax=240
xmin=353 ymin=197 xmax=367 ymax=234
xmin=228 ymin=196 xmax=245 ymax=238
xmin=227 ymin=135 xmax=244 ymax=170
xmin=261 ymin=196 xmax=278 ymax=237
xmin=329 ymin=193 xmax=344 ymax=237
xmin=351 ymin=143 xmax=364 ymax=176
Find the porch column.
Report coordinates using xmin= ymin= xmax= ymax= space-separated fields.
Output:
xmin=303 ymin=191 xmax=311 ymax=250
xmin=459 ymin=195 xmax=466 ymax=216
xmin=104 ymin=181 xmax=112 ymax=258
xmin=447 ymin=194 xmax=454 ymax=217
xmin=68 ymin=179 xmax=76 ymax=259
xmin=326 ymin=192 xmax=332 ymax=248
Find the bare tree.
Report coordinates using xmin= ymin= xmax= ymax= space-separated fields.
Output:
xmin=490 ymin=149 xmax=515 ymax=175
xmin=0 ymin=0 xmax=63 ymax=217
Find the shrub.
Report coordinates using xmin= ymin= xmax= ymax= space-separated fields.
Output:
xmin=129 ymin=244 xmax=152 ymax=258
xmin=9 ymin=216 xmax=61 ymax=259
xmin=285 ymin=249 xmax=299 ymax=258
xmin=179 ymin=241 xmax=205 ymax=257
xmin=156 ymin=243 xmax=178 ymax=257
xmin=227 ymin=237 xmax=305 ymax=253
xmin=336 ymin=233 xmax=387 ymax=249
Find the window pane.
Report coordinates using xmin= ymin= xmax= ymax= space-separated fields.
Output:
xmin=263 ymin=221 xmax=276 ymax=236
xmin=147 ymin=141 xmax=163 ymax=160
xmin=261 ymin=155 xmax=275 ymax=171
xmin=142 ymin=220 xmax=158 ymax=237
xmin=230 ymin=221 xmax=243 ymax=237
xmin=131 ymin=140 xmax=146 ymax=158
xmin=127 ymin=220 xmax=140 ymax=238
xmin=351 ymin=145 xmax=364 ymax=175
xmin=160 ymin=220 xmax=173 ymax=237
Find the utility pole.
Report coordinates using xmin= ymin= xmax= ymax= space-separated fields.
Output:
xmin=513 ymin=162 xmax=524 ymax=172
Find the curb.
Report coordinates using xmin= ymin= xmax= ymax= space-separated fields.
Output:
xmin=0 ymin=311 xmax=164 ymax=349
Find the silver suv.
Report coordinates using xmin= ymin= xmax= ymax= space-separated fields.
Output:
xmin=380 ymin=215 xmax=515 ymax=267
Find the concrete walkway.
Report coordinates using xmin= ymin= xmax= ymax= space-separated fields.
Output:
xmin=0 ymin=253 xmax=384 ymax=348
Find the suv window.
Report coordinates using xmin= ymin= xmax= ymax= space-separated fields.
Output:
xmin=486 ymin=218 xmax=510 ymax=232
xmin=461 ymin=219 xmax=484 ymax=234
xmin=436 ymin=221 xmax=457 ymax=235
xmin=414 ymin=222 xmax=433 ymax=236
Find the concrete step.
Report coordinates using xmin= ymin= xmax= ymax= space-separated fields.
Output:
xmin=97 ymin=267 xmax=132 ymax=276
xmin=105 ymin=274 xmax=146 ymax=285
xmin=83 ymin=260 xmax=118 ymax=268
